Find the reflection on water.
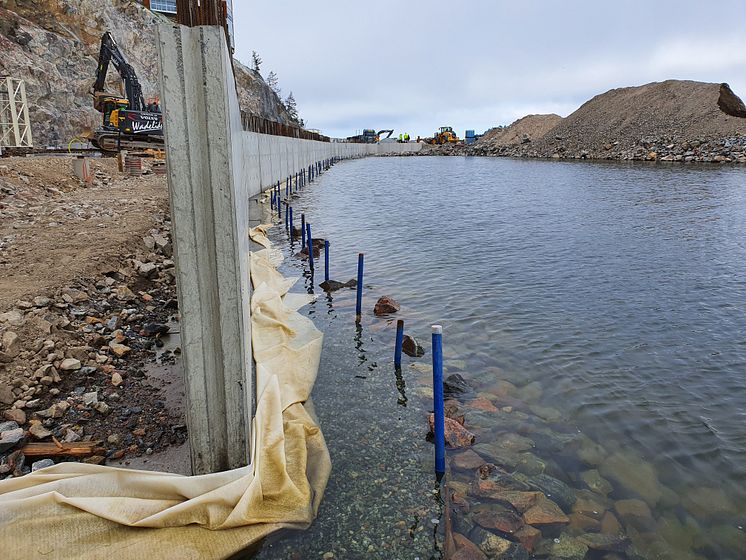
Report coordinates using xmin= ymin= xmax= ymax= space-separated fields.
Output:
xmin=265 ymin=156 xmax=746 ymax=558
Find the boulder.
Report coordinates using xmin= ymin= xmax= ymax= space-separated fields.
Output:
xmin=444 ymin=373 xmax=471 ymax=399
xmin=528 ymin=474 xmax=576 ymax=511
xmin=2 ymin=331 xmax=20 ymax=357
xmin=470 ymin=396 xmax=498 ymax=412
xmin=472 ymin=527 xmax=512 ymax=557
xmin=523 ymin=496 xmax=570 ymax=525
xmin=600 ymin=511 xmax=623 ymax=535
xmin=373 ymin=296 xmax=400 ymax=315
xmin=59 ymin=358 xmax=81 ymax=371
xmin=429 ymin=414 xmax=475 ymax=448
xmin=514 ymin=525 xmax=542 ymax=552
xmin=472 ymin=503 xmax=524 ymax=535
xmin=28 ymin=420 xmax=52 ymax=440
xmin=599 ymin=451 xmax=661 ymax=506
xmin=452 ymin=533 xmax=487 ymax=560
xmin=0 ymin=427 xmax=25 ymax=452
xmin=3 ymin=409 xmax=26 ymax=425
xmin=614 ymin=499 xmax=653 ymax=531
xmin=550 ymin=534 xmax=589 ymax=560
xmin=402 ymin=335 xmax=425 ymax=357
xmin=580 ymin=469 xmax=613 ymax=496
xmin=452 ymin=449 xmax=486 ymax=470
xmin=577 ymin=532 xmax=629 ymax=552
xmin=31 ymin=458 xmax=55 ymax=472
xmin=0 ymin=384 xmax=14 ymax=405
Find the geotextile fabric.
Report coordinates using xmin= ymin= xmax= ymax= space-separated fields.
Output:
xmin=0 ymin=226 xmax=329 ymax=559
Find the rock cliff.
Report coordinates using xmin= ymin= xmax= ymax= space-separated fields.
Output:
xmin=0 ymin=0 xmax=293 ymax=147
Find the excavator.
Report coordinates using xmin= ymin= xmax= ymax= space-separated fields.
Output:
xmin=89 ymin=32 xmax=164 ymax=152
xmin=430 ymin=126 xmax=459 ymax=145
xmin=376 ymin=129 xmax=394 ymax=141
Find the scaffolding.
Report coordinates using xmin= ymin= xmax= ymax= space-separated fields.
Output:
xmin=0 ymin=77 xmax=33 ymax=150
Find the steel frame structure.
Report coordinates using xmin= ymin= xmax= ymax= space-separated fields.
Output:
xmin=0 ymin=77 xmax=33 ymax=149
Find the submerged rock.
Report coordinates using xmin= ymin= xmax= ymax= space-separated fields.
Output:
xmin=614 ymin=499 xmax=654 ymax=531
xmin=472 ymin=463 xmax=531 ymax=496
xmin=600 ymin=451 xmax=662 ymax=506
xmin=452 ymin=533 xmax=487 ymax=560
xmin=523 ymin=496 xmax=570 ymax=525
xmin=452 ymin=449 xmax=486 ymax=470
xmin=402 ymin=334 xmax=425 ymax=357
xmin=528 ymin=473 xmax=577 ymax=511
xmin=444 ymin=373 xmax=471 ymax=399
xmin=515 ymin=525 xmax=542 ymax=551
xmin=428 ymin=414 xmax=475 ymax=448
xmin=373 ymin=296 xmax=400 ymax=315
xmin=580 ymin=469 xmax=613 ymax=496
xmin=550 ymin=534 xmax=589 ymax=560
xmin=472 ymin=503 xmax=524 ymax=534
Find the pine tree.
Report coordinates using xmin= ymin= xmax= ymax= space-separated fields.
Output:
xmin=251 ymin=51 xmax=262 ymax=72
xmin=284 ymin=92 xmax=299 ymax=124
xmin=267 ymin=71 xmax=280 ymax=96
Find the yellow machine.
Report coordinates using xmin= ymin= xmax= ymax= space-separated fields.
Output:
xmin=430 ymin=126 xmax=459 ymax=145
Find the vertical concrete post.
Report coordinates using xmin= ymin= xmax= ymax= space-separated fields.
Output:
xmin=156 ymin=24 xmax=252 ymax=474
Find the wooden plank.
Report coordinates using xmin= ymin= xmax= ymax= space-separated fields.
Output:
xmin=21 ymin=442 xmax=104 ymax=458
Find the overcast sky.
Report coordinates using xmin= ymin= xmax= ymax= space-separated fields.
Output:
xmin=233 ymin=1 xmax=746 ymax=139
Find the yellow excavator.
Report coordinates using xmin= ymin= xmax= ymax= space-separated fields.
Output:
xmin=430 ymin=126 xmax=459 ymax=145
xmin=89 ymin=32 xmax=164 ymax=152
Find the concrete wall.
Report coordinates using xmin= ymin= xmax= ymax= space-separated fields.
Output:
xmin=157 ymin=23 xmax=421 ymax=474
xmin=238 ymin=135 xmax=421 ymax=199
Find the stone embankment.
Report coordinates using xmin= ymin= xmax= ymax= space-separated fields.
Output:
xmin=0 ymin=156 xmax=185 ymax=477
xmin=427 ymin=81 xmax=746 ymax=164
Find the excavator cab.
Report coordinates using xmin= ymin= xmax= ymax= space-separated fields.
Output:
xmin=99 ymin=96 xmax=130 ymax=131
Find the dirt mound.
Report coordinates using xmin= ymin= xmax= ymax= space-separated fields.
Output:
xmin=530 ymin=80 xmax=746 ymax=161
xmin=477 ymin=114 xmax=562 ymax=148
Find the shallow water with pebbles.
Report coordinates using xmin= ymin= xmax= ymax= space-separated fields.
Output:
xmin=255 ymin=156 xmax=746 ymax=559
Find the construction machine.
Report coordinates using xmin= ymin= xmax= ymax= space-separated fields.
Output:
xmin=376 ymin=129 xmax=394 ymax=141
xmin=430 ymin=126 xmax=459 ymax=145
xmin=89 ymin=32 xmax=164 ymax=152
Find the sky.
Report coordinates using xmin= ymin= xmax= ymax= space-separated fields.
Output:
xmin=233 ymin=0 xmax=746 ymax=139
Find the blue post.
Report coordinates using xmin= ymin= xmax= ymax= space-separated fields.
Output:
xmin=432 ymin=325 xmax=445 ymax=476
xmin=324 ymin=239 xmax=330 ymax=283
xmin=355 ymin=253 xmax=364 ymax=320
xmin=277 ymin=197 xmax=282 ymax=219
xmin=270 ymin=190 xmax=275 ymax=210
xmin=285 ymin=201 xmax=289 ymax=229
xmin=289 ymin=206 xmax=294 ymax=236
xmin=306 ymin=222 xmax=314 ymax=272
xmin=395 ymin=319 xmax=404 ymax=369
xmin=301 ymin=213 xmax=306 ymax=248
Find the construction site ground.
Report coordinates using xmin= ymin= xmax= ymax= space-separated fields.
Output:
xmin=0 ymin=155 xmax=189 ymax=477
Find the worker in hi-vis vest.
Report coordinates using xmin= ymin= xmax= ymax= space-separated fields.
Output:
xmin=398 ymin=133 xmax=403 ymax=143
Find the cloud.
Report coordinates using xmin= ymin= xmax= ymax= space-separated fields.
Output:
xmin=233 ymin=1 xmax=746 ymax=139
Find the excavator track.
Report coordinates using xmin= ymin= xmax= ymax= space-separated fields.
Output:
xmin=93 ymin=133 xmax=164 ymax=153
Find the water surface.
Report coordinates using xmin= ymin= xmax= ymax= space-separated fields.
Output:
xmin=262 ymin=156 xmax=746 ymax=558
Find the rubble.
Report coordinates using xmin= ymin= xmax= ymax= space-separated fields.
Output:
xmin=0 ymin=158 xmax=186 ymax=478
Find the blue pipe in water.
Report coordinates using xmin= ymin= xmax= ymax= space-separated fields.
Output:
xmin=306 ymin=222 xmax=314 ymax=272
xmin=432 ymin=325 xmax=445 ymax=476
xmin=301 ymin=214 xmax=306 ymax=248
xmin=324 ymin=239 xmax=330 ymax=283
xmin=289 ymin=206 xmax=294 ymax=237
xmin=395 ymin=319 xmax=404 ymax=369
xmin=355 ymin=253 xmax=364 ymax=319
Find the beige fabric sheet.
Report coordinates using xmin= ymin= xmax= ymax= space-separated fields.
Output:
xmin=0 ymin=226 xmax=329 ymax=559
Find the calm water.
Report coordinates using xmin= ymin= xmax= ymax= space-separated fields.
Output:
xmin=264 ymin=156 xmax=746 ymax=558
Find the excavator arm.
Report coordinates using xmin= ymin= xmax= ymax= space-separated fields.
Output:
xmin=377 ymin=129 xmax=394 ymax=140
xmin=91 ymin=32 xmax=146 ymax=112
